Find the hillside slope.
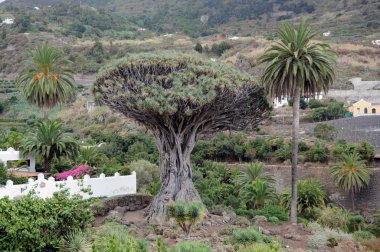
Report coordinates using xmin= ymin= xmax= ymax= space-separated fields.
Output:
xmin=1 ymin=0 xmax=379 ymax=39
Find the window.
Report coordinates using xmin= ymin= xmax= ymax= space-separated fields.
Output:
xmin=357 ymin=107 xmax=360 ymax=113
xmin=364 ymin=107 xmax=368 ymax=114
xmin=372 ymin=108 xmax=376 ymax=114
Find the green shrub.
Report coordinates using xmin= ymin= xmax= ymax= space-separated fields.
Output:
xmin=211 ymin=41 xmax=232 ymax=56
xmin=308 ymin=99 xmax=323 ymax=109
xmin=166 ymin=201 xmax=205 ymax=237
xmin=130 ymin=160 xmax=160 ymax=193
xmin=241 ymin=242 xmax=281 ymax=252
xmin=93 ymin=222 xmax=147 ymax=252
xmin=232 ymin=228 xmax=264 ymax=244
xmin=288 ymin=97 xmax=308 ymax=109
xmin=353 ymin=230 xmax=375 ymax=241
xmin=348 ymin=215 xmax=366 ymax=232
xmin=0 ymin=192 xmax=94 ymax=251
xmin=0 ymin=161 xmax=6 ymax=185
xmin=327 ymin=237 xmax=338 ymax=247
xmin=236 ymin=205 xmax=289 ymax=221
xmin=317 ymin=207 xmax=349 ymax=231
xmin=194 ymin=43 xmax=203 ymax=53
xmin=268 ymin=216 xmax=280 ymax=224
xmin=169 ymin=241 xmax=212 ymax=252
xmin=314 ymin=123 xmax=337 ymax=142
xmin=307 ymin=222 xmax=353 ymax=250
xmin=356 ymin=140 xmax=375 ymax=164
xmin=275 ymin=144 xmax=291 ymax=161
xmin=241 ymin=180 xmax=277 ymax=209
xmin=306 ymin=142 xmax=328 ymax=163
xmin=280 ymin=179 xmax=326 ymax=215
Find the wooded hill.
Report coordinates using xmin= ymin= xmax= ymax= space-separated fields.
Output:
xmin=1 ymin=0 xmax=379 ymax=38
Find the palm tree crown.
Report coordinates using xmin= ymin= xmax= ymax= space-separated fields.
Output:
xmin=16 ymin=44 xmax=76 ymax=118
xmin=331 ymin=153 xmax=372 ymax=194
xmin=258 ymin=19 xmax=336 ymax=99
xmin=20 ymin=120 xmax=79 ymax=172
xmin=234 ymin=162 xmax=274 ymax=189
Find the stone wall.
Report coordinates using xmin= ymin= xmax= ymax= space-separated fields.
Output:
xmin=265 ymin=165 xmax=380 ymax=213
xmin=94 ymin=194 xmax=153 ymax=216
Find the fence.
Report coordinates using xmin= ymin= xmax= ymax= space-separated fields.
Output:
xmin=0 ymin=172 xmax=137 ymax=199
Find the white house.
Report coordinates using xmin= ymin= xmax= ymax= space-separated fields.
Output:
xmin=1 ymin=18 xmax=14 ymax=25
xmin=33 ymin=7 xmax=40 ymax=10
xmin=229 ymin=36 xmax=240 ymax=41
xmin=86 ymin=101 xmax=96 ymax=112
xmin=323 ymin=31 xmax=331 ymax=37
xmin=0 ymin=147 xmax=36 ymax=172
xmin=272 ymin=92 xmax=324 ymax=108
xmin=372 ymin=40 xmax=380 ymax=46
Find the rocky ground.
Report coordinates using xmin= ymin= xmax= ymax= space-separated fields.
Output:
xmin=95 ymin=206 xmax=364 ymax=252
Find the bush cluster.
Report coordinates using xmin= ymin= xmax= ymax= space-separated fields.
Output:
xmin=0 ymin=192 xmax=94 ymax=251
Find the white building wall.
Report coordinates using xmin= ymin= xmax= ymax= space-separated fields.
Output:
xmin=0 ymin=172 xmax=137 ymax=199
xmin=0 ymin=148 xmax=36 ymax=172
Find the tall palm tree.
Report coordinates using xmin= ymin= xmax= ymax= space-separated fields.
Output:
xmin=16 ymin=44 xmax=76 ymax=120
xmin=330 ymin=153 xmax=372 ymax=210
xmin=20 ymin=120 xmax=80 ymax=172
xmin=258 ymin=19 xmax=336 ymax=222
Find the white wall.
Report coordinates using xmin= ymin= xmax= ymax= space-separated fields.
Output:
xmin=0 ymin=172 xmax=137 ymax=199
xmin=0 ymin=148 xmax=36 ymax=172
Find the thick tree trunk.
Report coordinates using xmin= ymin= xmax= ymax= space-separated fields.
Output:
xmin=351 ymin=191 xmax=355 ymax=211
xmin=290 ymin=86 xmax=300 ymax=223
xmin=145 ymin=133 xmax=201 ymax=223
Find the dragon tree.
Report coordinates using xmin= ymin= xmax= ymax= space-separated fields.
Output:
xmin=94 ymin=52 xmax=271 ymax=222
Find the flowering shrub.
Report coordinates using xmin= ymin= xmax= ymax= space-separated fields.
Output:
xmin=56 ymin=165 xmax=91 ymax=180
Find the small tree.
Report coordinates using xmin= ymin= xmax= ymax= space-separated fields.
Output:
xmin=194 ymin=43 xmax=203 ymax=53
xmin=17 ymin=44 xmax=76 ymax=120
xmin=356 ymin=140 xmax=374 ymax=164
xmin=94 ymin=52 xmax=270 ymax=222
xmin=241 ymin=180 xmax=277 ymax=209
xmin=234 ymin=162 xmax=275 ymax=189
xmin=166 ymin=201 xmax=205 ymax=238
xmin=20 ymin=120 xmax=80 ymax=172
xmin=314 ymin=123 xmax=337 ymax=141
xmin=330 ymin=153 xmax=372 ymax=210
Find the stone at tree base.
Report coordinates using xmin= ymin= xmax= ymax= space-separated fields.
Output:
xmin=145 ymin=233 xmax=158 ymax=241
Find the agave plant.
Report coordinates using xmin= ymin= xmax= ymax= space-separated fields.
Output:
xmin=59 ymin=229 xmax=91 ymax=252
xmin=166 ymin=201 xmax=205 ymax=238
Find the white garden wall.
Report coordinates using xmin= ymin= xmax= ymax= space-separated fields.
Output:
xmin=0 ymin=172 xmax=136 ymax=199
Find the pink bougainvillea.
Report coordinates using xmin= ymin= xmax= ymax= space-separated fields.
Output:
xmin=56 ymin=165 xmax=91 ymax=181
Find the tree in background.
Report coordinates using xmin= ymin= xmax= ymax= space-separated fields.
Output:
xmin=16 ymin=44 xmax=76 ymax=120
xmin=94 ymin=52 xmax=270 ymax=222
xmin=194 ymin=42 xmax=203 ymax=53
xmin=330 ymin=153 xmax=372 ymax=210
xmin=20 ymin=120 xmax=79 ymax=172
xmin=258 ymin=19 xmax=336 ymax=222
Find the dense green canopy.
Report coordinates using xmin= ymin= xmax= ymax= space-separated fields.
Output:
xmin=94 ymin=52 xmax=270 ymax=133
